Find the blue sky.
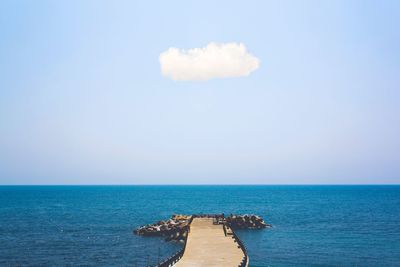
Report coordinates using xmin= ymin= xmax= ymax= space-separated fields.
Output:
xmin=0 ymin=0 xmax=399 ymax=184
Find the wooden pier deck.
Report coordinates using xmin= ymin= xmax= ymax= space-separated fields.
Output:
xmin=173 ymin=218 xmax=247 ymax=267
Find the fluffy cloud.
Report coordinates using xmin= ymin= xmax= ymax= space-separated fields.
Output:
xmin=159 ymin=42 xmax=260 ymax=81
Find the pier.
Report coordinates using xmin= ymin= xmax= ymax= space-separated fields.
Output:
xmin=155 ymin=215 xmax=249 ymax=267
xmin=174 ymin=217 xmax=248 ymax=267
xmin=135 ymin=214 xmax=269 ymax=266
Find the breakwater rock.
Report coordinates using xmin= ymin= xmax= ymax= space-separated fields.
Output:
xmin=133 ymin=214 xmax=191 ymax=241
xmin=134 ymin=213 xmax=271 ymax=242
xmin=226 ymin=214 xmax=271 ymax=229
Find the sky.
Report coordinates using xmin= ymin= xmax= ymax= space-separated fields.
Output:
xmin=0 ymin=0 xmax=399 ymax=184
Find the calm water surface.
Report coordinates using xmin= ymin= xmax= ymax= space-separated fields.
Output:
xmin=0 ymin=185 xmax=399 ymax=266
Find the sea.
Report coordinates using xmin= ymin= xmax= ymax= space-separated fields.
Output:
xmin=0 ymin=185 xmax=399 ymax=267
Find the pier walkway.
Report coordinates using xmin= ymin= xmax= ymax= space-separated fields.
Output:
xmin=173 ymin=218 xmax=247 ymax=267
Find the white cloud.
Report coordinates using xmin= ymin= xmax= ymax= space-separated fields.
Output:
xmin=159 ymin=42 xmax=260 ymax=81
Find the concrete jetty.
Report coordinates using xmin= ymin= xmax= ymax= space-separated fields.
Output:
xmin=135 ymin=214 xmax=269 ymax=266
xmin=173 ymin=217 xmax=248 ymax=267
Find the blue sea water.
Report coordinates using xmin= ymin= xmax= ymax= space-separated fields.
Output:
xmin=0 ymin=185 xmax=399 ymax=267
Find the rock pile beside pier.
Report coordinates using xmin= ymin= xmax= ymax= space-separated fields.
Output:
xmin=133 ymin=214 xmax=191 ymax=241
xmin=134 ymin=213 xmax=271 ymax=242
xmin=226 ymin=214 xmax=271 ymax=229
